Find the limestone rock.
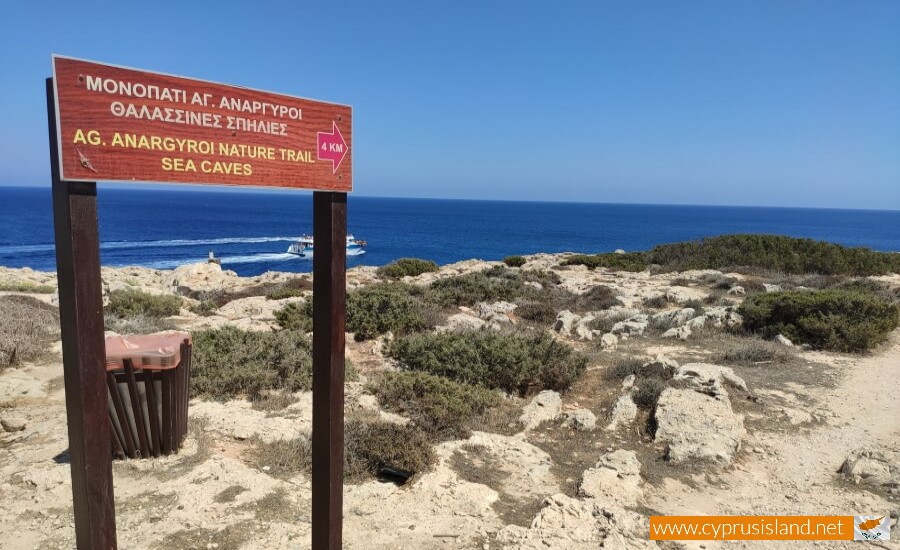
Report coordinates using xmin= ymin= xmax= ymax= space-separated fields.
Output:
xmin=674 ymin=363 xmax=748 ymax=398
xmin=495 ymin=494 xmax=656 ymax=550
xmin=579 ymin=450 xmax=643 ymax=506
xmin=665 ymin=286 xmax=707 ymax=304
xmin=520 ymin=390 xmax=562 ymax=430
xmin=563 ymin=409 xmax=597 ymax=431
xmin=552 ymin=310 xmax=580 ymax=336
xmin=654 ymin=388 xmax=745 ymax=464
xmin=164 ymin=262 xmax=240 ymax=295
xmin=840 ymin=447 xmax=899 ymax=490
xmin=611 ymin=314 xmax=649 ymax=336
xmin=438 ymin=313 xmax=486 ymax=332
xmin=0 ymin=413 xmax=26 ymax=432
xmin=0 ymin=370 xmax=46 ymax=399
xmin=600 ymin=333 xmax=618 ymax=351
xmin=662 ymin=325 xmax=691 ymax=340
xmin=639 ymin=355 xmax=679 ymax=379
xmin=476 ymin=301 xmax=517 ymax=323
xmin=763 ymin=283 xmax=782 ymax=292
xmin=605 ymin=394 xmax=637 ymax=431
xmin=774 ymin=334 xmax=794 ymax=347
xmin=727 ymin=285 xmax=746 ymax=296
xmin=651 ymin=307 xmax=696 ymax=328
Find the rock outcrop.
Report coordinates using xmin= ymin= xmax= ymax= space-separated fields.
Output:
xmin=654 ymin=387 xmax=745 ymax=464
xmin=520 ymin=390 xmax=562 ymax=430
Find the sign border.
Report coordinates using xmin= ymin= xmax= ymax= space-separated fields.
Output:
xmin=51 ymin=54 xmax=353 ymax=188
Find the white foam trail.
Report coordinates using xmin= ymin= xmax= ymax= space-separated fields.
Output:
xmin=0 ymin=236 xmax=301 ymax=255
xmin=139 ymin=252 xmax=298 ymax=269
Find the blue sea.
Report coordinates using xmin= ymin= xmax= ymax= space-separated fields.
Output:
xmin=1 ymin=185 xmax=898 ymax=277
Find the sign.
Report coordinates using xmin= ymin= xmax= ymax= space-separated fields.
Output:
xmin=51 ymin=55 xmax=352 ymax=191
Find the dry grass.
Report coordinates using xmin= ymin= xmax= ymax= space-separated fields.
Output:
xmin=0 ymin=295 xmax=59 ymax=368
xmin=213 ymin=485 xmax=248 ymax=504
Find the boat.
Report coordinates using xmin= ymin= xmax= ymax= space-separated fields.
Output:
xmin=287 ymin=234 xmax=367 ymax=258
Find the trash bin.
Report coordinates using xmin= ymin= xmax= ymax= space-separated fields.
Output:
xmin=104 ymin=332 xmax=192 ymax=459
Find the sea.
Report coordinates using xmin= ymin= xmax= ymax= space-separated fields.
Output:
xmin=1 ymin=185 xmax=898 ymax=277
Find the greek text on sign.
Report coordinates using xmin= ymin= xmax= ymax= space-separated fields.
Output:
xmin=51 ymin=55 xmax=352 ymax=191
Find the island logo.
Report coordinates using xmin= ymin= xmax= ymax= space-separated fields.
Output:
xmin=854 ymin=515 xmax=890 ymax=541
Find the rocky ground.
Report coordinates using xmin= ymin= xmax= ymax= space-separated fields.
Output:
xmin=0 ymin=257 xmax=898 ymax=549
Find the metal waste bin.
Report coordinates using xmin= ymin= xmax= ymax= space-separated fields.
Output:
xmin=104 ymin=332 xmax=192 ymax=459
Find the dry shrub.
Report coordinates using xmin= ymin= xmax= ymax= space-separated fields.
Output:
xmin=0 ymin=295 xmax=59 ymax=368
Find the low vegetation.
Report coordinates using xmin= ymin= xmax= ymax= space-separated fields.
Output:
xmin=104 ymin=314 xmax=176 ymax=335
xmin=425 ymin=266 xmax=557 ymax=308
xmin=502 ymin=255 xmax=527 ymax=268
xmin=251 ymin=420 xmax=435 ymax=483
xmin=191 ymin=326 xmax=320 ymax=400
xmin=514 ymin=301 xmax=558 ymax=325
xmin=388 ymin=329 xmax=587 ymax=395
xmin=646 ymin=234 xmax=900 ymax=276
xmin=377 ymin=258 xmax=439 ymax=279
xmin=371 ymin=371 xmax=500 ymax=440
xmin=561 ymin=252 xmax=647 ymax=272
xmin=0 ymin=295 xmax=59 ymax=368
xmin=346 ymin=283 xmax=439 ymax=340
xmin=719 ymin=339 xmax=795 ymax=365
xmin=0 ymin=281 xmax=55 ymax=294
xmin=739 ymin=289 xmax=900 ymax=352
xmin=274 ymin=283 xmax=440 ymax=340
xmin=106 ymin=288 xmax=182 ymax=318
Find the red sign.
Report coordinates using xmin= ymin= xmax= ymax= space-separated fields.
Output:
xmin=51 ymin=56 xmax=352 ymax=191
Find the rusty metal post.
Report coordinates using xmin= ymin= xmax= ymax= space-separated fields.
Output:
xmin=46 ymin=77 xmax=118 ymax=549
xmin=311 ymin=191 xmax=347 ymax=549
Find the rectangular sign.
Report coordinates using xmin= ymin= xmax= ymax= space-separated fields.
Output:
xmin=51 ymin=55 xmax=352 ymax=191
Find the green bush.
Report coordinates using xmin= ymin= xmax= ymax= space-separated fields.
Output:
xmin=190 ymin=299 xmax=218 ymax=317
xmin=633 ymin=378 xmax=667 ymax=411
xmin=388 ymin=329 xmax=587 ymax=395
xmin=514 ymin=301 xmax=559 ymax=325
xmin=503 ymin=255 xmax=527 ymax=268
xmin=344 ymin=420 xmax=435 ymax=482
xmin=425 ymin=267 xmax=553 ymax=308
xmin=274 ymin=284 xmax=438 ymax=341
xmin=106 ymin=288 xmax=182 ymax=318
xmin=646 ymin=234 xmax=900 ymax=276
xmin=378 ymin=258 xmax=440 ymax=279
xmin=371 ymin=371 xmax=500 ymax=440
xmin=191 ymin=326 xmax=321 ymax=399
xmin=274 ymin=301 xmax=313 ymax=332
xmin=265 ymin=287 xmax=305 ymax=300
xmin=576 ymin=285 xmax=621 ymax=311
xmin=0 ymin=295 xmax=59 ymax=368
xmin=561 ymin=253 xmax=647 ymax=272
xmin=739 ymin=290 xmax=900 ymax=352
xmin=346 ymin=283 xmax=438 ymax=341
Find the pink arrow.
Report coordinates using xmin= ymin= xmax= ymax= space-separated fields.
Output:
xmin=317 ymin=121 xmax=348 ymax=174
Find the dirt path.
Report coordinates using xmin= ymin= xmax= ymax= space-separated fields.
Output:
xmin=646 ymin=333 xmax=900 ymax=548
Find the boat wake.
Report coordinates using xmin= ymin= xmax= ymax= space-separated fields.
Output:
xmin=0 ymin=236 xmax=301 ymax=255
xmin=140 ymin=252 xmax=298 ymax=270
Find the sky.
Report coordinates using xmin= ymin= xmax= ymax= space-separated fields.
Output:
xmin=0 ymin=1 xmax=898 ymax=210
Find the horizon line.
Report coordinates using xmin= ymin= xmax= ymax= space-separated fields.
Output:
xmin=1 ymin=181 xmax=898 ymax=214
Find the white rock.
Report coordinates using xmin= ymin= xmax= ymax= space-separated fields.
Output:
xmin=552 ymin=310 xmax=580 ymax=336
xmin=0 ymin=413 xmax=27 ymax=432
xmin=774 ymin=334 xmax=794 ymax=347
xmin=674 ymin=363 xmax=748 ymax=398
xmin=600 ymin=333 xmax=618 ymax=351
xmin=651 ymin=308 xmax=697 ymax=328
xmin=654 ymin=388 xmax=745 ymax=464
xmin=611 ymin=315 xmax=648 ymax=336
xmin=0 ymin=370 xmax=46 ymax=399
xmin=438 ymin=313 xmax=486 ymax=332
xmin=605 ymin=394 xmax=638 ymax=430
xmin=614 ymin=249 xmax=626 ymax=254
xmin=840 ymin=447 xmax=899 ymax=490
xmin=665 ymin=286 xmax=707 ymax=303
xmin=727 ymin=285 xmax=746 ymax=296
xmin=476 ymin=301 xmax=517 ymax=320
xmin=563 ymin=409 xmax=597 ymax=431
xmin=662 ymin=325 xmax=691 ymax=340
xmin=520 ymin=390 xmax=562 ymax=430
xmin=579 ymin=450 xmax=642 ymax=506
xmin=763 ymin=283 xmax=782 ymax=293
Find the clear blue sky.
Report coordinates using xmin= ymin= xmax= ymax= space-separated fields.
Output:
xmin=1 ymin=1 xmax=898 ymax=209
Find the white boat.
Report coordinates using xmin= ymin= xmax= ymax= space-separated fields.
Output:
xmin=287 ymin=234 xmax=366 ymax=258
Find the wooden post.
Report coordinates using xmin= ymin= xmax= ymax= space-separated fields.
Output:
xmin=311 ymin=191 xmax=347 ymax=550
xmin=46 ymin=77 xmax=118 ymax=549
